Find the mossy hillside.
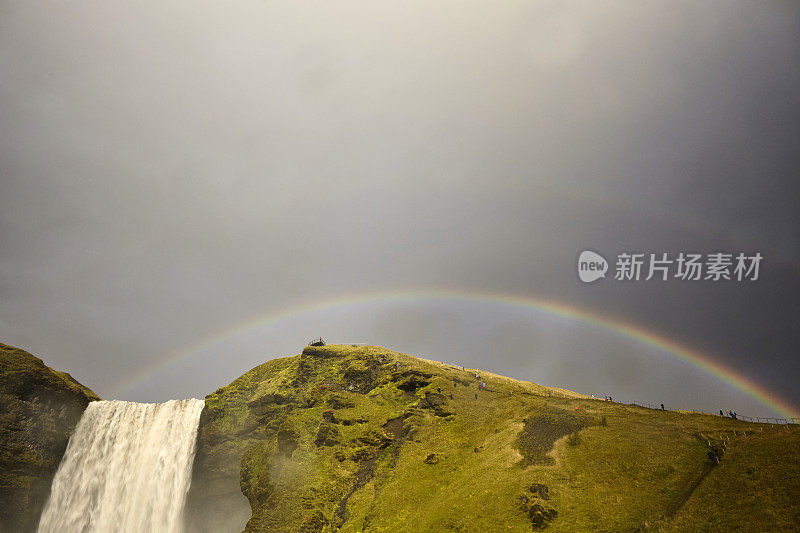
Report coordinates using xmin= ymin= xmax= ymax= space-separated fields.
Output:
xmin=0 ymin=344 xmax=99 ymax=403
xmin=186 ymin=355 xmax=301 ymax=533
xmin=187 ymin=344 xmax=800 ymax=532
xmin=188 ymin=345 xmax=428 ymax=532
xmin=0 ymin=343 xmax=100 ymax=533
xmin=657 ymin=426 xmax=800 ymax=532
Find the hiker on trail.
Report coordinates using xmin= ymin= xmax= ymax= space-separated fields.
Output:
xmin=732 ymin=411 xmax=737 ymax=419
xmin=609 ymin=396 xmax=613 ymax=402
xmin=720 ymin=410 xmax=724 ymax=416
xmin=661 ymin=404 xmax=665 ymax=410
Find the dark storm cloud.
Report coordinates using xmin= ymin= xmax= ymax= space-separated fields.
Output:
xmin=1 ymin=1 xmax=798 ymax=413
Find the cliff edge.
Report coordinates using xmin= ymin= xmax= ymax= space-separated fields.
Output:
xmin=0 ymin=343 xmax=99 ymax=533
xmin=186 ymin=344 xmax=800 ymax=532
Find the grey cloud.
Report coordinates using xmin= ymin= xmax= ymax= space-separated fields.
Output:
xmin=1 ymin=0 xmax=798 ymax=415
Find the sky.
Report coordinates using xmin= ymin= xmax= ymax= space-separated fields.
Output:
xmin=1 ymin=1 xmax=799 ymax=418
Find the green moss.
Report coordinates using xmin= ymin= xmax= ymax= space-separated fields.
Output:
xmin=186 ymin=344 xmax=800 ymax=533
xmin=0 ymin=343 xmax=99 ymax=533
xmin=0 ymin=344 xmax=100 ymax=401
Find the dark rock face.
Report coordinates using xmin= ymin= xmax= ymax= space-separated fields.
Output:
xmin=418 ymin=391 xmax=453 ymax=417
xmin=518 ymin=483 xmax=557 ymax=529
xmin=0 ymin=343 xmax=99 ymax=533
xmin=394 ymin=370 xmax=432 ymax=392
xmin=299 ymin=509 xmax=328 ymax=532
xmin=185 ymin=354 xmax=326 ymax=533
xmin=276 ymin=422 xmax=300 ymax=456
xmin=529 ymin=503 xmax=558 ymax=529
xmin=327 ymin=395 xmax=355 ymax=409
xmin=184 ymin=364 xmax=286 ymax=533
xmin=529 ymin=482 xmax=550 ymax=500
xmin=419 ymin=391 xmax=447 ymax=410
xmin=314 ymin=422 xmax=341 ymax=446
xmin=424 ymin=453 xmax=439 ymax=465
xmin=355 ymin=429 xmax=392 ymax=448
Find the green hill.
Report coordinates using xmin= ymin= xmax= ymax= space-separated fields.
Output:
xmin=0 ymin=343 xmax=100 ymax=533
xmin=186 ymin=344 xmax=800 ymax=532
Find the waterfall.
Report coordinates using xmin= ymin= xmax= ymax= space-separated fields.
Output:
xmin=38 ymin=399 xmax=204 ymax=533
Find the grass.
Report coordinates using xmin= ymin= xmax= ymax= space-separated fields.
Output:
xmin=656 ymin=427 xmax=800 ymax=532
xmin=0 ymin=343 xmax=100 ymax=401
xmin=186 ymin=344 xmax=800 ymax=532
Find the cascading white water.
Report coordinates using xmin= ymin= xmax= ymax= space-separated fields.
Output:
xmin=37 ymin=398 xmax=204 ymax=533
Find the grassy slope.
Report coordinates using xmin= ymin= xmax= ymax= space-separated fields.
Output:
xmin=189 ymin=345 xmax=800 ymax=532
xmin=657 ymin=427 xmax=800 ymax=532
xmin=0 ymin=344 xmax=100 ymax=402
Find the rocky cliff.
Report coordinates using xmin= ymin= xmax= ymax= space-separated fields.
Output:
xmin=0 ymin=343 xmax=100 ymax=533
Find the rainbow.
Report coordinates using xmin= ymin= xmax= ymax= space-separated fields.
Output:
xmin=109 ymin=290 xmax=800 ymax=419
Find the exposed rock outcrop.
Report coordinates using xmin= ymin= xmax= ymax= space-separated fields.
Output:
xmin=0 ymin=343 xmax=99 ymax=533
